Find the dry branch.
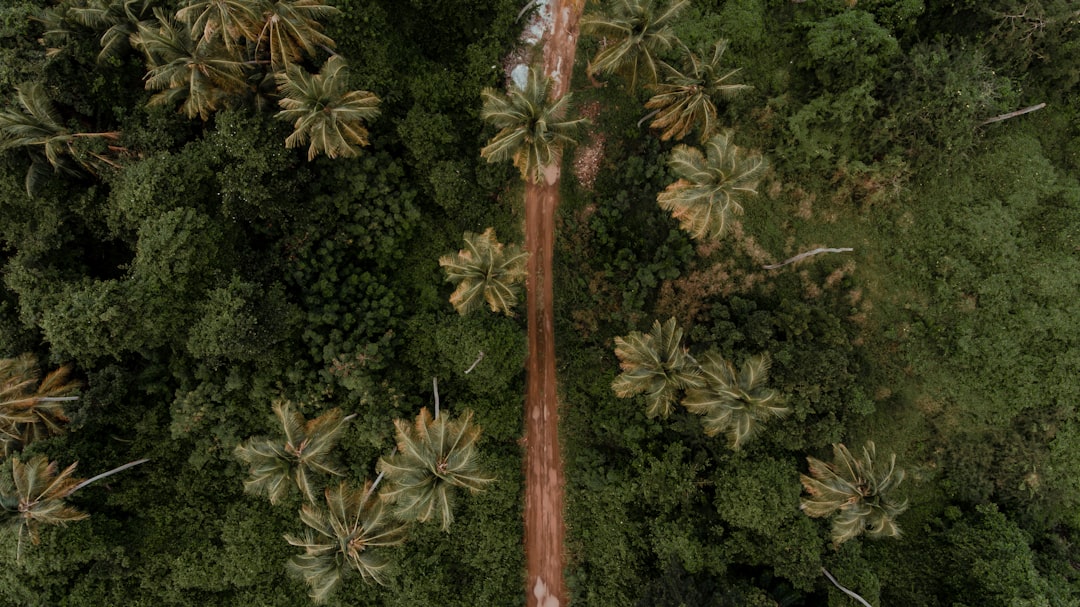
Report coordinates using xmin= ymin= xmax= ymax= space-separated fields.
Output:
xmin=979 ymin=102 xmax=1046 ymax=126
xmin=763 ymin=247 xmax=853 ymax=270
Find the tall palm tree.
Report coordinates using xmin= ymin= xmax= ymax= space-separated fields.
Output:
xmin=438 ymin=228 xmax=528 ymax=316
xmin=377 ymin=408 xmax=493 ymax=531
xmin=681 ymin=351 xmax=788 ymax=449
xmin=285 ymin=480 xmax=409 ymax=602
xmin=800 ymin=441 xmax=908 ymax=546
xmin=0 ymin=354 xmax=80 ymax=456
xmin=234 ymin=400 xmax=351 ymax=505
xmin=253 ymin=0 xmax=339 ymax=69
xmin=0 ymin=456 xmax=147 ymax=559
xmin=176 ymin=0 xmax=262 ymax=54
xmin=656 ymin=131 xmax=766 ymax=241
xmin=611 ymin=317 xmax=703 ymax=419
xmin=580 ymin=0 xmax=689 ymax=90
xmin=68 ymin=0 xmax=157 ymax=63
xmin=0 ymin=82 xmax=122 ymax=194
xmin=644 ymin=40 xmax=750 ymax=142
xmin=480 ymin=66 xmax=585 ymax=183
xmin=274 ymin=55 xmax=380 ymax=160
xmin=0 ymin=456 xmax=87 ymax=558
xmin=131 ymin=10 xmax=249 ymax=120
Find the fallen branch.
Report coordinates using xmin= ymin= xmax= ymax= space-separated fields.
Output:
xmin=70 ymin=458 xmax=150 ymax=494
xmin=464 ymin=351 xmax=485 ymax=374
xmin=433 ymin=376 xmax=440 ymax=420
xmin=637 ymin=108 xmax=660 ymax=128
xmin=763 ymin=247 xmax=853 ymax=270
xmin=978 ymin=102 xmax=1046 ymax=126
xmin=517 ymin=0 xmax=539 ymax=21
xmin=822 ymin=567 xmax=874 ymax=607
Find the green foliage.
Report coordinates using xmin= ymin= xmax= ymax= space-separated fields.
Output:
xmin=805 ymin=10 xmax=900 ymax=91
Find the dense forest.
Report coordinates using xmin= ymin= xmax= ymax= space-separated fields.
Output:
xmin=0 ymin=0 xmax=1078 ymax=605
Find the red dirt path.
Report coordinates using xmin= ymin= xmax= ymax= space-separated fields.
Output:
xmin=523 ymin=1 xmax=584 ymax=606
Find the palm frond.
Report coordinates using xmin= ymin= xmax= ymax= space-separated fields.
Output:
xmin=439 ymin=228 xmax=528 ymax=316
xmin=377 ymin=408 xmax=493 ymax=530
xmin=480 ymin=67 xmax=585 ymax=183
xmin=274 ymin=56 xmax=379 ymax=160
xmin=235 ymin=401 xmax=349 ymax=505
xmin=657 ymin=131 xmax=766 ymax=240
xmin=799 ymin=441 xmax=908 ymax=546
xmin=286 ymin=480 xmax=407 ymax=602
xmin=581 ymin=0 xmax=689 ymax=89
xmin=611 ymin=318 xmax=702 ymax=419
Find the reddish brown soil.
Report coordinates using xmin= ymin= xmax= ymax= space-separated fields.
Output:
xmin=523 ymin=1 xmax=584 ymax=606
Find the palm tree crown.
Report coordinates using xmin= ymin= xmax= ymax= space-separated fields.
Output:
xmin=235 ymin=400 xmax=350 ymax=505
xmin=800 ymin=441 xmax=908 ymax=546
xmin=611 ymin=317 xmax=703 ymax=419
xmin=581 ymin=0 xmax=689 ymax=90
xmin=0 ymin=82 xmax=122 ymax=194
xmin=439 ymin=228 xmax=528 ymax=316
xmin=253 ymin=0 xmax=340 ymax=69
xmin=480 ymin=66 xmax=585 ymax=183
xmin=0 ymin=354 xmax=80 ymax=456
xmin=645 ymin=39 xmax=750 ymax=142
xmin=681 ymin=351 xmax=788 ymax=448
xmin=176 ymin=0 xmax=262 ymax=53
xmin=657 ymin=131 xmax=766 ymax=241
xmin=0 ymin=456 xmax=88 ymax=555
xmin=274 ymin=55 xmax=380 ymax=160
xmin=377 ymin=408 xmax=494 ymax=531
xmin=285 ymin=480 xmax=408 ymax=602
xmin=131 ymin=10 xmax=249 ymax=120
xmin=68 ymin=0 xmax=157 ymax=63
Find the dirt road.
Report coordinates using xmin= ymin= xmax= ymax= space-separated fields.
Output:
xmin=523 ymin=1 xmax=584 ymax=606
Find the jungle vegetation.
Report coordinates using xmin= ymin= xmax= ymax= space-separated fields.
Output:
xmin=0 ymin=0 xmax=1078 ymax=605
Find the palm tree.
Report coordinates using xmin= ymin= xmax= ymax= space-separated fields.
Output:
xmin=285 ymin=480 xmax=408 ymax=602
xmin=580 ymin=0 xmax=689 ymax=90
xmin=644 ymin=40 xmax=750 ymax=142
xmin=68 ymin=0 xmax=157 ymax=63
xmin=800 ymin=441 xmax=908 ymax=546
xmin=176 ymin=0 xmax=262 ymax=54
xmin=0 ymin=82 xmax=122 ymax=194
xmin=0 ymin=354 xmax=80 ymax=456
xmin=0 ymin=456 xmax=87 ymax=557
xmin=253 ymin=0 xmax=339 ymax=69
xmin=234 ymin=400 xmax=351 ymax=505
xmin=131 ymin=10 xmax=249 ymax=120
xmin=611 ymin=317 xmax=703 ymax=419
xmin=0 ymin=456 xmax=147 ymax=559
xmin=438 ymin=228 xmax=529 ymax=316
xmin=480 ymin=66 xmax=586 ymax=183
xmin=274 ymin=55 xmax=380 ymax=160
xmin=377 ymin=408 xmax=494 ymax=531
xmin=656 ymin=131 xmax=766 ymax=241
xmin=681 ymin=351 xmax=788 ymax=449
